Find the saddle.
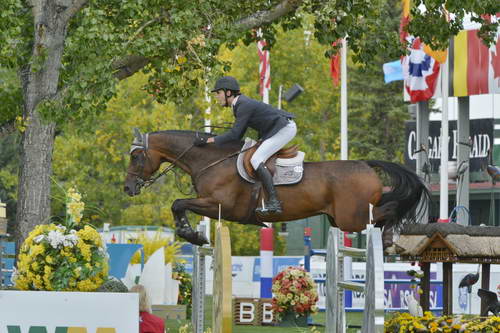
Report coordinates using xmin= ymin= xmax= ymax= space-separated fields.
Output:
xmin=236 ymin=138 xmax=305 ymax=185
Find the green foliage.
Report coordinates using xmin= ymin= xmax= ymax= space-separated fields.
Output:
xmin=348 ymin=0 xmax=410 ymax=162
xmin=410 ymin=0 xmax=500 ymax=51
xmin=51 ymin=73 xmax=194 ymax=229
xmin=218 ymin=20 xmax=340 ymax=161
xmin=1 ymin=0 xmax=497 ymax=130
xmin=0 ymin=68 xmax=22 ymax=125
xmin=0 ymin=133 xmax=19 ymax=227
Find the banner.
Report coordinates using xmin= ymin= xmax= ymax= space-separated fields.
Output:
xmin=404 ymin=118 xmax=493 ymax=173
xmin=0 ymin=291 xmax=138 ymax=332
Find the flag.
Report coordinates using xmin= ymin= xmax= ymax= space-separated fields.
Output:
xmin=383 ymin=60 xmax=404 ymax=83
xmin=257 ymin=38 xmax=270 ymax=96
xmin=403 ymin=38 xmax=441 ymax=103
xmin=400 ymin=0 xmax=441 ymax=103
xmin=400 ymin=0 xmax=447 ymax=64
xmin=330 ymin=40 xmax=341 ymax=86
xmin=449 ymin=29 xmax=500 ymax=96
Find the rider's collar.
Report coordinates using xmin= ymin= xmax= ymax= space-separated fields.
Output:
xmin=231 ymin=95 xmax=240 ymax=108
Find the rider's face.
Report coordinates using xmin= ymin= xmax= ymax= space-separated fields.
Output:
xmin=214 ymin=90 xmax=232 ymax=106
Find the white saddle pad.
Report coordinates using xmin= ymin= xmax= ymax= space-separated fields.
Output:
xmin=236 ymin=138 xmax=305 ymax=185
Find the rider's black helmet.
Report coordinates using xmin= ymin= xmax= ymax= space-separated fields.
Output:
xmin=211 ymin=76 xmax=240 ymax=92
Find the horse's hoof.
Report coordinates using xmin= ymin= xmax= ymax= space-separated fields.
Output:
xmin=176 ymin=227 xmax=207 ymax=246
xmin=194 ymin=232 xmax=209 ymax=246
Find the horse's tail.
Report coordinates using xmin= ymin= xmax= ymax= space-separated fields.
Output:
xmin=366 ymin=160 xmax=431 ymax=230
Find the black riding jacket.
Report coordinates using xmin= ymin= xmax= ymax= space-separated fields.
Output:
xmin=214 ymin=94 xmax=295 ymax=146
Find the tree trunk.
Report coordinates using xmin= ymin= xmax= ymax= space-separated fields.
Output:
xmin=15 ymin=114 xmax=55 ymax=247
xmin=14 ymin=0 xmax=75 ymax=248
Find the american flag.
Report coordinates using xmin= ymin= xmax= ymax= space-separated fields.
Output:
xmin=257 ymin=37 xmax=271 ymax=97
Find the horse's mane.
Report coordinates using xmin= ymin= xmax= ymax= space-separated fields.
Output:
xmin=151 ymin=130 xmax=243 ymax=150
xmin=151 ymin=130 xmax=215 ymax=139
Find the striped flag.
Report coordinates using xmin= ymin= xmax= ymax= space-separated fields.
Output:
xmin=400 ymin=0 xmax=443 ymax=103
xmin=403 ymin=38 xmax=441 ymax=103
xmin=257 ymin=38 xmax=271 ymax=97
xmin=450 ymin=29 xmax=500 ymax=96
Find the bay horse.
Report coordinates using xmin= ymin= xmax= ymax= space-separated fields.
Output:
xmin=124 ymin=129 xmax=430 ymax=246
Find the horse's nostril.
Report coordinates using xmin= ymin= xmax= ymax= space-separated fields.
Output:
xmin=124 ymin=186 xmax=129 ymax=192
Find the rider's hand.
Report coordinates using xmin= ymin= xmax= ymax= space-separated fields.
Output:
xmin=193 ymin=136 xmax=207 ymax=147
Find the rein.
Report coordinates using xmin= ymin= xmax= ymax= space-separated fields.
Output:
xmin=131 ymin=143 xmax=195 ymax=190
xmin=193 ymin=144 xmax=256 ymax=185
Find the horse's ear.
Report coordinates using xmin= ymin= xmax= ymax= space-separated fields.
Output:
xmin=133 ymin=128 xmax=143 ymax=143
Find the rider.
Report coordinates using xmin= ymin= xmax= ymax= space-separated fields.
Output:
xmin=193 ymin=76 xmax=297 ymax=215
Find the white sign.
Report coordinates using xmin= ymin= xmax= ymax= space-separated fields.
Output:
xmin=0 ymin=291 xmax=138 ymax=332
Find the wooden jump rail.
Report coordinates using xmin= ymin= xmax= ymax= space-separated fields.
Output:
xmin=192 ymin=223 xmax=232 ymax=333
xmin=326 ymin=225 xmax=385 ymax=333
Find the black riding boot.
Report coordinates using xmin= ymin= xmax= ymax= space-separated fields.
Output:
xmin=255 ymin=163 xmax=282 ymax=214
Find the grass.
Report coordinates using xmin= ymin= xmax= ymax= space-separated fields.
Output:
xmin=165 ymin=296 xmax=364 ymax=333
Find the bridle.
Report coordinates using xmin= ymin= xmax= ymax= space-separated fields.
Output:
xmin=127 ymin=132 xmax=195 ymax=191
xmin=127 ymin=129 xmax=256 ymax=192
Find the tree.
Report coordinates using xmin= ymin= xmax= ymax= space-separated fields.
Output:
xmin=217 ymin=21 xmax=341 ymax=161
xmin=348 ymin=0 xmax=410 ymax=162
xmin=0 ymin=0 xmax=498 ymax=246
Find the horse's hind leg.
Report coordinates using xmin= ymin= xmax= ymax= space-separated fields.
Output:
xmin=172 ymin=198 xmax=210 ymax=246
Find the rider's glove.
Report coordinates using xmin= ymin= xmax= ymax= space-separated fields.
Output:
xmin=193 ymin=136 xmax=208 ymax=147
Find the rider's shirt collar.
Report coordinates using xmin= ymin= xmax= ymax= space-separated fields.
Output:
xmin=231 ymin=95 xmax=240 ymax=109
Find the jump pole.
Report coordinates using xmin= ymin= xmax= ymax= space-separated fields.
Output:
xmin=213 ymin=221 xmax=232 ymax=333
xmin=192 ymin=205 xmax=232 ymax=333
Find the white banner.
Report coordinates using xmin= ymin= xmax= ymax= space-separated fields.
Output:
xmin=0 ymin=291 xmax=138 ymax=332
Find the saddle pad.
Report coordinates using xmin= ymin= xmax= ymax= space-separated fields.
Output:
xmin=236 ymin=138 xmax=305 ymax=185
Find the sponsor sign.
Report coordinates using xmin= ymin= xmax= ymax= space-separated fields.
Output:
xmin=405 ymin=118 xmax=493 ymax=173
xmin=0 ymin=291 xmax=138 ymax=332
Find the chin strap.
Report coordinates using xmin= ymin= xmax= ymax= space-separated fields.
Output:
xmin=223 ymin=89 xmax=234 ymax=107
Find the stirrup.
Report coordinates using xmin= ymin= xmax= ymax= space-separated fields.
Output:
xmin=256 ymin=199 xmax=283 ymax=215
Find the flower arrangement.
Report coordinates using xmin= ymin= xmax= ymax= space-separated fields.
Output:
xmin=271 ymin=266 xmax=319 ymax=320
xmin=13 ymin=187 xmax=108 ymax=291
xmin=130 ymin=230 xmax=183 ymax=265
xmin=173 ymin=263 xmax=192 ymax=319
xmin=385 ymin=311 xmax=500 ymax=332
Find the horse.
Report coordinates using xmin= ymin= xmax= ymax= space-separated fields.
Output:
xmin=124 ymin=129 xmax=430 ymax=247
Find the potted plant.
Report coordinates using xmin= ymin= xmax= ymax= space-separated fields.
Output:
xmin=271 ymin=266 xmax=319 ymax=327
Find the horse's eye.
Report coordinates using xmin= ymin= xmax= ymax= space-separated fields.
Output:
xmin=131 ymin=154 xmax=138 ymax=161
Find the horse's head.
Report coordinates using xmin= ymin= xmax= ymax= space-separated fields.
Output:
xmin=124 ymin=128 xmax=162 ymax=196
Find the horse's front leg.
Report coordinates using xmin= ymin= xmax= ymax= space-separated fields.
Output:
xmin=171 ymin=198 xmax=217 ymax=246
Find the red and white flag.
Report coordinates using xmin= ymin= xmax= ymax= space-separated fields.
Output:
xmin=257 ymin=37 xmax=271 ymax=97
xmin=330 ymin=40 xmax=341 ymax=86
xmin=400 ymin=0 xmax=442 ymax=103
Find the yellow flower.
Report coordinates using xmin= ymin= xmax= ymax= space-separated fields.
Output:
xmin=29 ymin=244 xmax=44 ymax=257
xmin=15 ymin=221 xmax=108 ymax=292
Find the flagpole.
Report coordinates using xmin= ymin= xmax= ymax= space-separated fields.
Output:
xmin=257 ymin=30 xmax=274 ymax=300
xmin=201 ymin=85 xmax=211 ymax=244
xmin=340 ymin=37 xmax=352 ymax=282
xmin=340 ymin=38 xmax=348 ymax=161
xmin=439 ymin=52 xmax=450 ymax=223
